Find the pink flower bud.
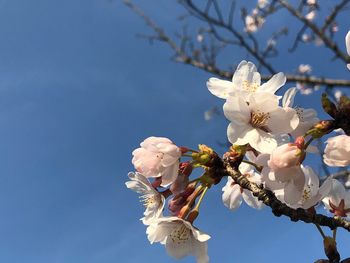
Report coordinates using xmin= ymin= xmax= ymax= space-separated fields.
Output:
xmin=132 ymin=136 xmax=182 ymax=187
xmin=268 ymin=143 xmax=302 ymax=170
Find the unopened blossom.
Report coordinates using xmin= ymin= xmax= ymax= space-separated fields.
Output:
xmin=302 ymin=34 xmax=311 ymax=42
xmin=207 ymin=60 xmax=286 ymax=100
xmin=282 ymin=87 xmax=319 ymax=138
xmin=125 ymin=172 xmax=165 ymax=225
xmin=346 ymin=31 xmax=350 ymax=70
xmin=132 ymin=137 xmax=182 ymax=187
xmin=224 ymin=92 xmax=299 ymax=153
xmin=268 ymin=143 xmax=303 ymax=170
xmin=222 ymin=162 xmax=264 ymax=210
xmin=305 ymin=10 xmax=316 ymax=21
xmin=147 ymin=217 xmax=210 ymax=263
xmin=322 ymin=179 xmax=350 ymax=217
xmin=323 ymin=135 xmax=350 ymax=167
xmin=298 ymin=64 xmax=312 ymax=74
xmin=276 ymin=166 xmax=332 ymax=209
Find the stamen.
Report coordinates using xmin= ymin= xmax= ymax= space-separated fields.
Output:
xmin=139 ymin=195 xmax=155 ymax=208
xmin=250 ymin=111 xmax=270 ymax=132
xmin=242 ymin=80 xmax=259 ymax=92
xmin=169 ymin=224 xmax=191 ymax=244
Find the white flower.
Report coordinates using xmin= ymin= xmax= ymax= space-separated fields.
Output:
xmin=323 ymin=135 xmax=350 ymax=167
xmin=224 ymin=92 xmax=299 ymax=153
xmin=245 ymin=15 xmax=258 ymax=33
xmin=222 ymin=162 xmax=264 ymax=210
xmin=282 ymin=87 xmax=319 ymax=138
xmin=257 ymin=0 xmax=269 ymax=8
xmin=296 ymin=82 xmax=313 ymax=95
xmin=305 ymin=10 xmax=316 ymax=21
xmin=298 ymin=64 xmax=312 ymax=74
xmin=278 ymin=166 xmax=332 ymax=209
xmin=346 ymin=31 xmax=350 ymax=70
xmin=125 ymin=172 xmax=165 ymax=225
xmin=207 ymin=60 xmax=286 ymax=100
xmin=307 ymin=0 xmax=316 ymax=5
xmin=147 ymin=217 xmax=210 ymax=263
xmin=334 ymin=90 xmax=342 ymax=102
xmin=322 ymin=179 xmax=350 ymax=217
xmin=132 ymin=137 xmax=181 ymax=187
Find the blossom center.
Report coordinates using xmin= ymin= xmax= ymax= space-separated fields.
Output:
xmin=250 ymin=111 xmax=270 ymax=132
xmin=140 ymin=194 xmax=156 ymax=208
xmin=242 ymin=80 xmax=259 ymax=92
xmin=169 ymin=224 xmax=191 ymax=244
xmin=295 ymin=107 xmax=304 ymax=121
xmin=301 ymin=186 xmax=311 ymax=202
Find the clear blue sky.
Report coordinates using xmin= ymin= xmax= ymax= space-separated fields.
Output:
xmin=0 ymin=0 xmax=348 ymax=262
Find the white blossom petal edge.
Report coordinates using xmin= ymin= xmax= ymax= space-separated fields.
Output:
xmin=147 ymin=217 xmax=210 ymax=263
xmin=125 ymin=172 xmax=165 ymax=225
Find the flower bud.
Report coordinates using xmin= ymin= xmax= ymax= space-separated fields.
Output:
xmin=268 ymin=143 xmax=303 ymax=170
xmin=170 ymin=173 xmax=189 ymax=196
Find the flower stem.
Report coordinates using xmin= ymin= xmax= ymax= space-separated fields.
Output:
xmin=194 ymin=186 xmax=209 ymax=211
xmin=315 ymin=224 xmax=326 ymax=239
xmin=188 ymin=149 xmax=199 ymax=153
xmin=183 ymin=154 xmax=193 ymax=158
xmin=333 ymin=227 xmax=337 ymax=240
xmin=304 ymin=137 xmax=314 ymax=150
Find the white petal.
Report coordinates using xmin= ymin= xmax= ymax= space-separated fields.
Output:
xmin=207 ymin=78 xmax=233 ymax=99
xmin=260 ymin=72 xmax=286 ymax=94
xmin=232 ymin=60 xmax=261 ymax=88
xmin=227 ymin=122 xmax=251 ymax=145
xmin=223 ymin=96 xmax=250 ymax=123
xmin=222 ymin=184 xmax=242 ymax=211
xmin=346 ymin=31 xmax=350 ymax=56
xmin=193 ymin=241 xmax=209 ymax=263
xmin=268 ymin=107 xmax=299 ymax=133
xmin=242 ymin=190 xmax=264 ymax=209
xmin=282 ymin=87 xmax=297 ymax=108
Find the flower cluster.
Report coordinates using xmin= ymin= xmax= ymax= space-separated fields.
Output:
xmin=126 ymin=59 xmax=350 ymax=262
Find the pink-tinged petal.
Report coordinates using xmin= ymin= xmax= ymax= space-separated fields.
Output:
xmin=160 ymin=161 xmax=179 ymax=187
xmin=284 ymin=181 xmax=303 ymax=205
xmin=190 ymin=227 xmax=211 ymax=242
xmin=232 ymin=60 xmax=261 ymax=88
xmin=242 ymin=190 xmax=264 ymax=209
xmin=207 ymin=78 xmax=233 ymax=99
xmin=268 ymin=107 xmax=299 ymax=133
xmin=282 ymin=87 xmax=297 ymax=108
xmin=260 ymin=72 xmax=286 ymax=94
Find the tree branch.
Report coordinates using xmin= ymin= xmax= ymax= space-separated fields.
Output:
xmin=215 ymin=156 xmax=350 ymax=232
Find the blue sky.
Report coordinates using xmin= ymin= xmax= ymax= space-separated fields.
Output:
xmin=0 ymin=0 xmax=349 ymax=262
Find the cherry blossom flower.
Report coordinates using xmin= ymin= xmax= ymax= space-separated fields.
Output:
xmin=125 ymin=172 xmax=165 ymax=225
xmin=207 ymin=60 xmax=286 ymax=100
xmin=282 ymin=87 xmax=319 ymax=138
xmin=298 ymin=64 xmax=312 ymax=74
xmin=322 ymin=179 xmax=350 ymax=217
xmin=222 ymin=162 xmax=264 ymax=210
xmin=305 ymin=10 xmax=316 ymax=21
xmin=257 ymin=0 xmax=269 ymax=9
xmin=224 ymin=92 xmax=299 ymax=153
xmin=323 ymin=135 xmax=350 ymax=167
xmin=307 ymin=0 xmax=317 ymax=5
xmin=346 ymin=31 xmax=350 ymax=70
xmin=147 ymin=217 xmax=210 ymax=263
xmin=334 ymin=90 xmax=342 ymax=102
xmin=132 ymin=137 xmax=182 ymax=186
xmin=275 ymin=166 xmax=332 ymax=209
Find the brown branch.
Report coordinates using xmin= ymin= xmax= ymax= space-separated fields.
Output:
xmin=214 ymin=156 xmax=350 ymax=232
xmin=321 ymin=0 xmax=350 ymax=33
xmin=277 ymin=0 xmax=350 ymax=64
xmin=124 ymin=0 xmax=350 ymax=88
